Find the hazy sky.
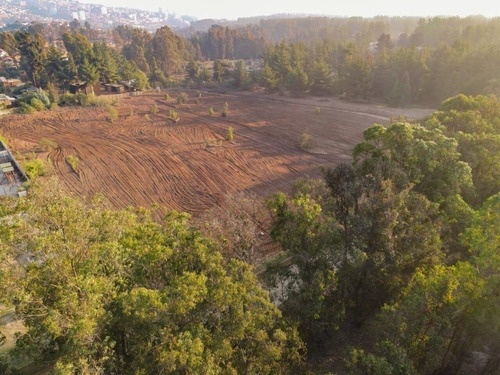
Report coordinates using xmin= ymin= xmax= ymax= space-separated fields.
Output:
xmin=83 ymin=0 xmax=500 ymax=20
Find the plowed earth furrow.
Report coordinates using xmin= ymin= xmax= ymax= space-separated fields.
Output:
xmin=0 ymin=91 xmax=433 ymax=216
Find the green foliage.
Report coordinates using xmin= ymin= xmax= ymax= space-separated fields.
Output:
xmin=233 ymin=60 xmax=250 ymax=89
xmin=168 ymin=109 xmax=180 ymax=123
xmin=0 ymin=182 xmax=305 ymax=374
xmin=106 ymin=105 xmax=118 ymax=122
xmin=353 ymin=122 xmax=473 ymax=203
xmin=222 ymin=101 xmax=229 ymax=117
xmin=29 ymin=97 xmax=45 ymax=112
xmin=338 ymin=53 xmax=373 ymax=99
xmin=208 ymin=107 xmax=215 ymax=116
xmin=23 ymin=158 xmax=46 ymax=179
xmin=226 ymin=126 xmax=234 ymax=141
xmin=260 ymin=63 xmax=279 ymax=92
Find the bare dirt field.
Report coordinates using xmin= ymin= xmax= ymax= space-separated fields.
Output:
xmin=0 ymin=90 xmax=434 ymax=215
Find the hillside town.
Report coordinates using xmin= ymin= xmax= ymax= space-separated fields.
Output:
xmin=0 ymin=0 xmax=193 ymax=31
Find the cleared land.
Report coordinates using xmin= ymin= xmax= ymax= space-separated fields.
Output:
xmin=0 ymin=91 xmax=433 ymax=214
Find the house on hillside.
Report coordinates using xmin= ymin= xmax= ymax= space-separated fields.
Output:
xmin=69 ymin=82 xmax=88 ymax=94
xmin=104 ymin=83 xmax=124 ymax=93
xmin=0 ymin=94 xmax=15 ymax=107
xmin=0 ymin=78 xmax=22 ymax=88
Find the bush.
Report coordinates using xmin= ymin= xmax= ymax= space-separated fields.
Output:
xmin=106 ymin=105 xmax=118 ymax=122
xmin=47 ymin=82 xmax=59 ymax=104
xmin=149 ymin=103 xmax=159 ymax=114
xmin=226 ymin=126 xmax=234 ymax=141
xmin=177 ymin=92 xmax=188 ymax=104
xmin=165 ymin=94 xmax=170 ymax=100
xmin=66 ymin=154 xmax=79 ymax=172
xmin=222 ymin=102 xmax=229 ymax=117
xmin=18 ymin=102 xmax=37 ymax=114
xmin=197 ymin=90 xmax=202 ymax=98
xmin=209 ymin=107 xmax=215 ymax=116
xmin=300 ymin=133 xmax=314 ymax=150
xmin=315 ymin=106 xmax=321 ymax=114
xmin=30 ymin=98 xmax=45 ymax=111
xmin=34 ymin=88 xmax=51 ymax=108
xmin=169 ymin=109 xmax=180 ymax=123
xmin=24 ymin=158 xmax=47 ymax=179
xmin=38 ymin=138 xmax=58 ymax=152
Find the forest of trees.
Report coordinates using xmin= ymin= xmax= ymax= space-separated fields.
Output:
xmin=0 ymin=94 xmax=499 ymax=374
xmin=5 ymin=16 xmax=500 ymax=106
xmin=0 ymin=14 xmax=500 ymax=373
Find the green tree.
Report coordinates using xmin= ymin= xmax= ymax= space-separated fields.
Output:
xmin=233 ymin=60 xmax=249 ymax=89
xmin=185 ymin=58 xmax=199 ymax=81
xmin=0 ymin=32 xmax=17 ymax=60
xmin=15 ymin=31 xmax=47 ymax=87
xmin=310 ymin=59 xmax=333 ymax=95
xmin=353 ymin=122 xmax=473 ymax=203
xmin=152 ymin=26 xmax=187 ymax=76
xmin=260 ymin=63 xmax=279 ymax=92
xmin=1 ymin=181 xmax=305 ymax=374
xmin=79 ymin=57 xmax=99 ymax=95
xmin=338 ymin=53 xmax=373 ymax=99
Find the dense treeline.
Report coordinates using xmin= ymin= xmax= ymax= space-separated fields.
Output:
xmin=0 ymin=28 xmax=148 ymax=94
xmin=265 ymin=94 xmax=500 ymax=373
xmin=189 ymin=25 xmax=266 ymax=60
xmin=181 ymin=16 xmax=420 ymax=48
xmin=0 ymin=23 xmax=192 ymax=95
xmin=184 ymin=16 xmax=500 ymax=106
xmin=259 ymin=36 xmax=500 ymax=105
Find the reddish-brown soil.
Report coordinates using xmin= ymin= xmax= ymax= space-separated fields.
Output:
xmin=0 ymin=90 xmax=434 ymax=215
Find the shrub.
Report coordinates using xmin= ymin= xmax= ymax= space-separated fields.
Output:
xmin=315 ymin=106 xmax=321 ymax=114
xmin=38 ymin=138 xmax=58 ymax=152
xmin=34 ymin=88 xmax=51 ymax=108
xmin=226 ymin=126 xmax=234 ymax=141
xmin=197 ymin=90 xmax=202 ymax=98
xmin=177 ymin=92 xmax=188 ymax=104
xmin=106 ymin=105 xmax=118 ymax=122
xmin=300 ymin=133 xmax=314 ymax=150
xmin=222 ymin=102 xmax=229 ymax=117
xmin=30 ymin=98 xmax=45 ymax=112
xmin=209 ymin=107 xmax=215 ymax=116
xmin=165 ymin=94 xmax=170 ymax=100
xmin=24 ymin=158 xmax=47 ymax=179
xmin=149 ymin=103 xmax=159 ymax=114
xmin=169 ymin=109 xmax=180 ymax=123
xmin=47 ymin=82 xmax=59 ymax=104
xmin=66 ymin=154 xmax=79 ymax=172
xmin=18 ymin=102 xmax=37 ymax=114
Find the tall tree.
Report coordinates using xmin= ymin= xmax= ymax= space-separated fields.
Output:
xmin=15 ymin=31 xmax=46 ymax=87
